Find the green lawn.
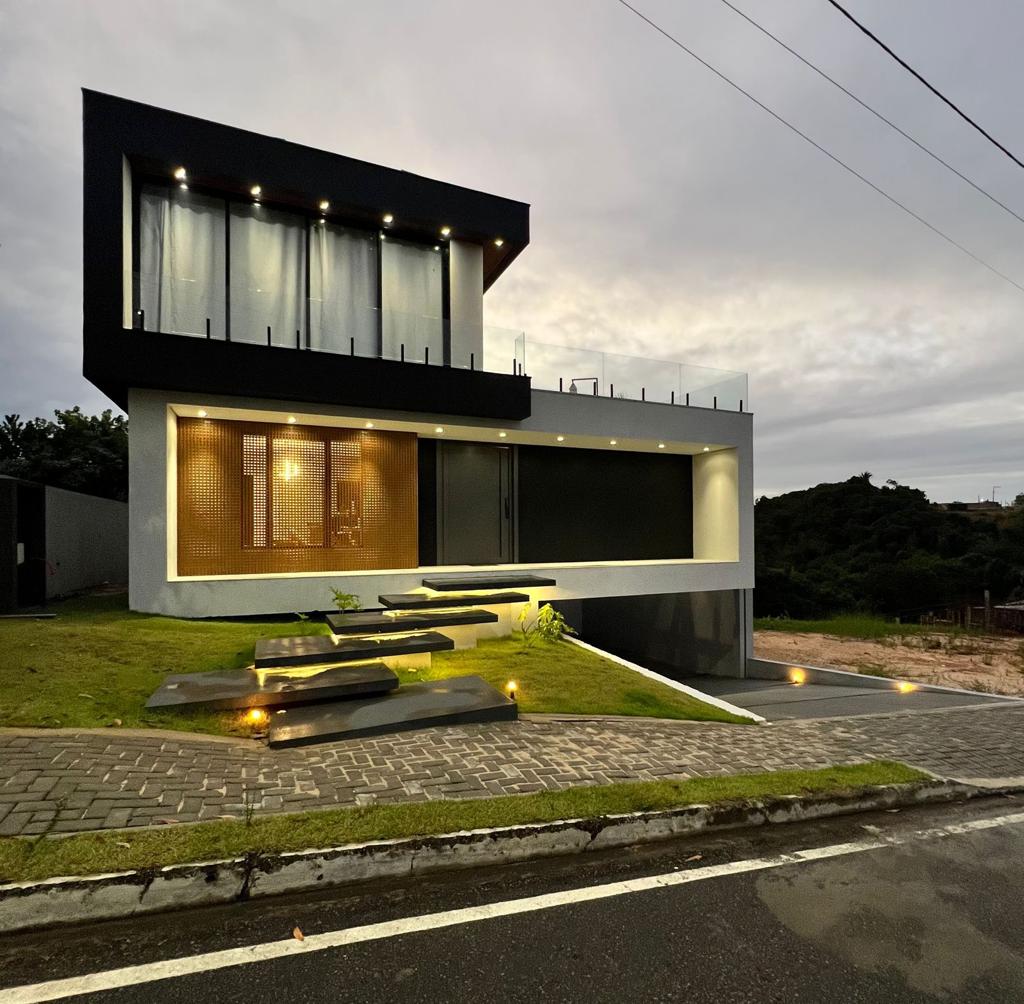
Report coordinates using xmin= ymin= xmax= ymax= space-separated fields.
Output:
xmin=0 ymin=762 xmax=926 ymax=883
xmin=0 ymin=594 xmax=745 ymax=734
xmin=754 ymin=614 xmax=942 ymax=640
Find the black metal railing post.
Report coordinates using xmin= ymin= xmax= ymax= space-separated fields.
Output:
xmin=266 ymin=325 xmax=272 ymax=347
xmin=714 ymin=396 xmax=718 ymax=409
xmin=425 ymin=346 xmax=430 ymax=366
xmin=641 ymin=387 xmax=646 ymax=402
xmin=686 ymin=392 xmax=690 ymax=406
xmin=559 ymin=377 xmax=563 ymax=392
xmin=470 ymin=352 xmax=475 ymax=371
xmin=137 ymin=309 xmax=145 ymax=331
xmin=350 ymin=336 xmax=355 ymax=356
xmin=400 ymin=343 xmax=405 ymax=362
xmin=671 ymin=390 xmax=675 ymax=404
xmin=206 ymin=318 xmax=211 ymax=339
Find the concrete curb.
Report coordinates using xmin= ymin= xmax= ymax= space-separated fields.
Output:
xmin=0 ymin=778 xmax=1003 ymax=935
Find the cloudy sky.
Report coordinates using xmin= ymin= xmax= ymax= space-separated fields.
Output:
xmin=2 ymin=0 xmax=1023 ymax=502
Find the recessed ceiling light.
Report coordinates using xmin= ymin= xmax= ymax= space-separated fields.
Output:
xmin=197 ymin=409 xmax=207 ymax=418
xmin=365 ymin=421 xmax=375 ymax=429
xmin=703 ymin=446 xmax=710 ymax=452
xmin=173 ymin=166 xmax=187 ymax=181
xmin=658 ymin=442 xmax=666 ymax=449
xmin=435 ymin=426 xmax=444 ymax=434
xmin=382 ymin=213 xmax=394 ymax=225
xmin=250 ymin=184 xmax=262 ymax=198
xmin=556 ymin=435 xmax=565 ymax=442
xmin=287 ymin=416 xmax=296 ymax=424
xmin=319 ymin=200 xmax=330 ymax=212
xmin=494 ymin=237 xmax=504 ymax=247
xmin=498 ymin=431 xmax=507 ymax=438
xmin=440 ymin=226 xmax=451 ymax=238
xmin=609 ymin=439 xmax=617 ymax=445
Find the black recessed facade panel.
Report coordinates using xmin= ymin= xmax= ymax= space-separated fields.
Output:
xmin=517 ymin=446 xmax=693 ymax=562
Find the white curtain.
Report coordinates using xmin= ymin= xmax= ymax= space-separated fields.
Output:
xmin=229 ymin=204 xmax=306 ymax=346
xmin=138 ymin=185 xmax=226 ymax=338
xmin=381 ymin=237 xmax=443 ymax=363
xmin=309 ymin=223 xmax=378 ymax=355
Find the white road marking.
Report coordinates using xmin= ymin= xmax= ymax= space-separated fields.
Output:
xmin=4 ymin=809 xmax=1024 ymax=1003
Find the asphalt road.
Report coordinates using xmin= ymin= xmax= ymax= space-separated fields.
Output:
xmin=3 ymin=795 xmax=1024 ymax=1002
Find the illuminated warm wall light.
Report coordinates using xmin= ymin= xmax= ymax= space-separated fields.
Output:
xmin=319 ymin=200 xmax=330 ymax=212
xmin=609 ymin=439 xmax=617 ymax=446
xmin=250 ymin=184 xmax=262 ymax=198
xmin=897 ymin=681 xmax=916 ymax=694
xmin=498 ymin=431 xmax=507 ymax=438
xmin=281 ymin=460 xmax=300 ymax=481
xmin=365 ymin=421 xmax=375 ymax=429
xmin=789 ymin=668 xmax=806 ymax=686
xmin=703 ymin=446 xmax=711 ymax=452
xmin=287 ymin=415 xmax=296 ymax=424
xmin=439 ymin=225 xmax=451 ymax=238
xmin=658 ymin=442 xmax=666 ymax=449
xmin=435 ymin=426 xmax=445 ymax=434
xmin=494 ymin=237 xmax=504 ymax=247
xmin=179 ymin=183 xmax=189 ymax=191
xmin=197 ymin=409 xmax=207 ymax=418
xmin=556 ymin=435 xmax=565 ymax=442
xmin=382 ymin=212 xmax=394 ymax=225
xmin=173 ymin=166 xmax=187 ymax=181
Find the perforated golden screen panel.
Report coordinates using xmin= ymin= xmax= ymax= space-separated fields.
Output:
xmin=177 ymin=418 xmax=418 ymax=575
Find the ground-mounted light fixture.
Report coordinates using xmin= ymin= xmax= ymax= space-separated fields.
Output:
xmin=439 ymin=225 xmax=451 ymax=238
xmin=556 ymin=435 xmax=565 ymax=442
xmin=658 ymin=442 xmax=666 ymax=449
xmin=433 ymin=245 xmax=440 ymax=252
xmin=789 ymin=668 xmax=807 ymax=686
xmin=179 ymin=182 xmax=189 ymax=191
xmin=246 ymin=708 xmax=268 ymax=726
xmin=897 ymin=680 xmax=916 ymax=694
xmin=382 ymin=212 xmax=394 ymax=225
xmin=505 ymin=680 xmax=518 ymax=702
xmin=494 ymin=237 xmax=504 ymax=247
xmin=609 ymin=439 xmax=617 ymax=446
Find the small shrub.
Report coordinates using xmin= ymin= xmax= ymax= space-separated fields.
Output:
xmin=330 ymin=589 xmax=361 ymax=612
xmin=517 ymin=604 xmax=577 ymax=647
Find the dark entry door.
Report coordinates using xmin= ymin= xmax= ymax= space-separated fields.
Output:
xmin=438 ymin=443 xmax=513 ymax=565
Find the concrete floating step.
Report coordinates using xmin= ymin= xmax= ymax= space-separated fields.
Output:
xmin=420 ymin=573 xmax=556 ymax=591
xmin=326 ymin=608 xmax=499 ymax=635
xmin=255 ymin=631 xmax=454 ymax=669
xmin=267 ymin=675 xmax=518 ymax=747
xmin=378 ymin=591 xmax=529 ymax=611
xmin=145 ymin=661 xmax=398 ymax=712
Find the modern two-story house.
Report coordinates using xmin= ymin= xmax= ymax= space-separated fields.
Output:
xmin=83 ymin=90 xmax=754 ymax=682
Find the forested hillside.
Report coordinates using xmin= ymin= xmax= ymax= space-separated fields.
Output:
xmin=755 ymin=475 xmax=1024 ymax=618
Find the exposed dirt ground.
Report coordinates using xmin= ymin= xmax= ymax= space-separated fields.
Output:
xmin=754 ymin=630 xmax=1024 ymax=696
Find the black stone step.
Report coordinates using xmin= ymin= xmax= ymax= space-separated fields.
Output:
xmin=268 ymin=675 xmax=517 ymax=747
xmin=145 ymin=662 xmax=398 ymax=712
xmin=421 ymin=573 xmax=556 ymax=591
xmin=378 ymin=591 xmax=529 ymax=610
xmin=254 ymin=631 xmax=454 ymax=669
xmin=326 ymin=608 xmax=499 ymax=635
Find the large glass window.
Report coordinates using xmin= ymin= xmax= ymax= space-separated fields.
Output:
xmin=138 ymin=185 xmax=226 ymax=338
xmin=309 ymin=222 xmax=378 ymax=355
xmin=228 ymin=203 xmax=307 ymax=346
xmin=381 ymin=237 xmax=443 ymax=363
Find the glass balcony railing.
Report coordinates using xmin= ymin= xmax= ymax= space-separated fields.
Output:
xmin=132 ymin=273 xmax=748 ymax=410
xmin=490 ymin=327 xmax=748 ymax=411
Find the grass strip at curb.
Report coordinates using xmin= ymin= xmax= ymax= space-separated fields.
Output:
xmin=0 ymin=762 xmax=926 ymax=884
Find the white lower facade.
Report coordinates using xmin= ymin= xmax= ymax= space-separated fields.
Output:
xmin=128 ymin=386 xmax=755 ymax=621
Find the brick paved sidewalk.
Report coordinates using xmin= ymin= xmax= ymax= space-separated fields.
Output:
xmin=2 ymin=703 xmax=1024 ymax=838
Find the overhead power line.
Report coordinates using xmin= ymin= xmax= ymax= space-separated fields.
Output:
xmin=825 ymin=0 xmax=1024 ymax=173
xmin=613 ymin=0 xmax=1024 ymax=295
xmin=718 ymin=0 xmax=1024 ymax=227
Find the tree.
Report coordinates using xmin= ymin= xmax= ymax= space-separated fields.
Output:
xmin=0 ymin=408 xmax=128 ymax=501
